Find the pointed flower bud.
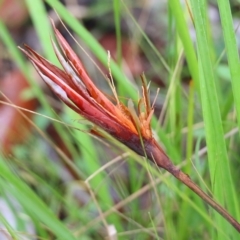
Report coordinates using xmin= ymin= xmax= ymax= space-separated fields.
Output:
xmin=20 ymin=22 xmax=169 ymax=168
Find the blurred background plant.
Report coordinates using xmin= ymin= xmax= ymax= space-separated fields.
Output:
xmin=0 ymin=0 xmax=240 ymax=239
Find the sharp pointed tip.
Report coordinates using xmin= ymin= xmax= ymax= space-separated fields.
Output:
xmin=19 ymin=46 xmax=31 ymax=57
xmin=50 ymin=18 xmax=55 ymax=28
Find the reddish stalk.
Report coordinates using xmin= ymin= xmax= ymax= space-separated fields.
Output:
xmin=146 ymin=138 xmax=240 ymax=233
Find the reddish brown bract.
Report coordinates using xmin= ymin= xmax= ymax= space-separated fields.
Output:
xmin=19 ymin=22 xmax=240 ymax=233
xmin=19 ymin=22 xmax=160 ymax=159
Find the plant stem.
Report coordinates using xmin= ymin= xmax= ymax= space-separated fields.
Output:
xmin=148 ymin=139 xmax=240 ymax=233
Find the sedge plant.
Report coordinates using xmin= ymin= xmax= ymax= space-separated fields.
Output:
xmin=19 ymin=21 xmax=240 ymax=233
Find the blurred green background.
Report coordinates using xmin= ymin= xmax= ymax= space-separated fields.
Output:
xmin=0 ymin=0 xmax=240 ymax=239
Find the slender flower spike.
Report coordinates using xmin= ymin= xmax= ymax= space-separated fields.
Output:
xmin=20 ymin=23 xmax=240 ymax=233
xmin=20 ymin=23 xmax=169 ymax=168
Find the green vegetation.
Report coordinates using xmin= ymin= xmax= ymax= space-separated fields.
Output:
xmin=0 ymin=0 xmax=239 ymax=239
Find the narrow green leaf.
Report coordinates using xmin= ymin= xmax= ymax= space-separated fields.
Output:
xmin=0 ymin=156 xmax=77 ymax=240
xmin=169 ymin=0 xmax=199 ymax=92
xmin=113 ymin=0 xmax=122 ymax=66
xmin=25 ymin=0 xmax=59 ymax=65
xmin=190 ymin=0 xmax=239 ymax=238
xmin=217 ymin=1 xmax=240 ymax=135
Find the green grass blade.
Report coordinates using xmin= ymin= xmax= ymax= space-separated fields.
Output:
xmin=0 ymin=156 xmax=77 ymax=240
xmin=113 ymin=0 xmax=122 ymax=66
xmin=186 ymin=81 xmax=195 ymax=172
xmin=190 ymin=0 xmax=239 ymax=238
xmin=217 ymin=1 xmax=240 ymax=134
xmin=169 ymin=0 xmax=199 ymax=92
xmin=25 ymin=0 xmax=58 ymax=64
